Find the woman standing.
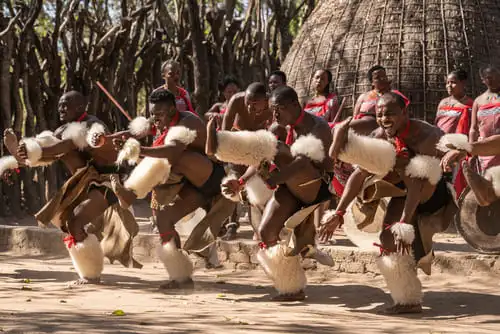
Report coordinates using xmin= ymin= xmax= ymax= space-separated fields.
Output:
xmin=303 ymin=69 xmax=341 ymax=122
xmin=435 ymin=69 xmax=473 ymax=135
xmin=435 ymin=69 xmax=473 ymax=198
xmin=156 ymin=60 xmax=196 ymax=114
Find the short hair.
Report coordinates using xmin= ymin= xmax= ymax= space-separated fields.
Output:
xmin=219 ymin=76 xmax=240 ymax=91
xmin=270 ymin=85 xmax=299 ymax=105
xmin=449 ymin=69 xmax=468 ymax=81
xmin=368 ymin=65 xmax=386 ymax=82
xmin=161 ymin=59 xmax=180 ymax=74
xmin=246 ymin=82 xmax=267 ymax=99
xmin=379 ymin=91 xmax=406 ymax=109
xmin=269 ymin=70 xmax=287 ymax=84
xmin=149 ymin=88 xmax=176 ymax=107
xmin=63 ymin=90 xmax=86 ymax=107
xmin=479 ymin=64 xmax=500 ymax=78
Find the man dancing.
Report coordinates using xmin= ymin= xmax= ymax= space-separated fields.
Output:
xmin=110 ymin=89 xmax=234 ymax=288
xmin=207 ymin=86 xmax=334 ymax=301
xmin=0 ymin=91 xmax=140 ymax=285
xmin=322 ymin=92 xmax=454 ymax=314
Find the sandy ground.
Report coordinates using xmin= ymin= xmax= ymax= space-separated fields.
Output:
xmin=1 ymin=253 xmax=499 ymax=334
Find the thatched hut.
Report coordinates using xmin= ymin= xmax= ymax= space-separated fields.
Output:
xmin=282 ymin=0 xmax=500 ymax=121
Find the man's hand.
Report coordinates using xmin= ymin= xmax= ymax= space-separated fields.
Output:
xmin=17 ymin=142 xmax=28 ymax=160
xmin=89 ymin=132 xmax=106 ymax=148
xmin=221 ymin=179 xmax=242 ymax=197
xmin=329 ymin=116 xmax=352 ymax=162
xmin=440 ymin=149 xmax=466 ymax=172
xmin=112 ymin=136 xmax=126 ymax=152
xmin=318 ymin=213 xmax=343 ymax=243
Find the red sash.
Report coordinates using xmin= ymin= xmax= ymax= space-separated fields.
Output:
xmin=177 ymin=87 xmax=196 ymax=114
xmin=304 ymin=93 xmax=337 ymax=118
xmin=286 ymin=109 xmax=305 ymax=145
xmin=152 ymin=111 xmax=180 ymax=147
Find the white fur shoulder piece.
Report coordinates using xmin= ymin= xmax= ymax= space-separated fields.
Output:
xmin=164 ymin=126 xmax=197 ymax=146
xmin=216 ymin=130 xmax=278 ymax=167
xmin=129 ymin=116 xmax=151 ymax=137
xmin=62 ymin=122 xmax=88 ymax=150
xmin=116 ymin=138 xmax=141 ymax=166
xmin=338 ymin=130 xmax=396 ymax=176
xmin=436 ymin=133 xmax=471 ymax=153
xmin=405 ymin=155 xmax=442 ymax=185
xmin=86 ymin=122 xmax=107 ymax=148
xmin=290 ymin=134 xmax=325 ymax=163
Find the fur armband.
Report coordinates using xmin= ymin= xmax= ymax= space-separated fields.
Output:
xmin=129 ymin=116 xmax=152 ymax=137
xmin=338 ymin=130 xmax=396 ymax=176
xmin=436 ymin=133 xmax=471 ymax=153
xmin=116 ymin=138 xmax=141 ymax=166
xmin=215 ymin=130 xmax=278 ymax=167
xmin=86 ymin=122 xmax=107 ymax=148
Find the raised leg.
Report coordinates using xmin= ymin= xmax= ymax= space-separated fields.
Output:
xmin=462 ymin=160 xmax=498 ymax=206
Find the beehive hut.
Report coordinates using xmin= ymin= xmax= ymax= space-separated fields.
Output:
xmin=282 ymin=0 xmax=500 ymax=121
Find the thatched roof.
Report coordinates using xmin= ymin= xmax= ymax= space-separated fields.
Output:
xmin=282 ymin=0 xmax=500 ymax=121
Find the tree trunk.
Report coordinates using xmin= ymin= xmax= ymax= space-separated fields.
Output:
xmin=186 ymin=0 xmax=210 ymax=115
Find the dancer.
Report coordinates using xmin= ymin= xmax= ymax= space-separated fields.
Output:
xmin=323 ymin=92 xmax=453 ymax=314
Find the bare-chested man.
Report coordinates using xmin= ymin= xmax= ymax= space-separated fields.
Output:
xmin=110 ymin=89 xmax=233 ymax=288
xmin=0 ymin=91 xmax=140 ymax=285
xmin=207 ymin=86 xmax=335 ymax=301
xmin=321 ymin=92 xmax=454 ymax=314
xmin=221 ymin=82 xmax=272 ymax=131
xmin=214 ymin=83 xmax=273 ymax=239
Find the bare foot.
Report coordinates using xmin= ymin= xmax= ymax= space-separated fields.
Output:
xmin=270 ymin=290 xmax=306 ymax=302
xmin=67 ymin=277 xmax=100 ymax=287
xmin=159 ymin=278 xmax=194 ymax=290
xmin=379 ymin=304 xmax=422 ymax=315
xmin=3 ymin=129 xmax=24 ymax=166
xmin=3 ymin=129 xmax=18 ymax=155
xmin=110 ymin=174 xmax=136 ymax=209
xmin=462 ymin=161 xmax=497 ymax=206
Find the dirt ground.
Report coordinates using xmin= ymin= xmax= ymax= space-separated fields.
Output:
xmin=1 ymin=253 xmax=499 ymax=334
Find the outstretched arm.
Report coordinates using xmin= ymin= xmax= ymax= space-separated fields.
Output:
xmin=221 ymin=94 xmax=242 ymax=131
xmin=318 ymin=167 xmax=371 ymax=241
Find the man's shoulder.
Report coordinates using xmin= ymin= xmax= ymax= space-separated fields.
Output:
xmin=179 ymin=111 xmax=204 ymax=127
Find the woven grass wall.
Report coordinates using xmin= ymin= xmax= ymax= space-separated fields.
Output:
xmin=282 ymin=0 xmax=500 ymax=121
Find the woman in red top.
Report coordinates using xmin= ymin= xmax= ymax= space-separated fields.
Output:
xmin=435 ymin=69 xmax=473 ymax=198
xmin=353 ymin=65 xmax=409 ymax=120
xmin=435 ymin=69 xmax=473 ymax=134
xmin=156 ymin=60 xmax=196 ymax=115
xmin=303 ymin=69 xmax=340 ymax=122
xmin=205 ymin=76 xmax=240 ymax=126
